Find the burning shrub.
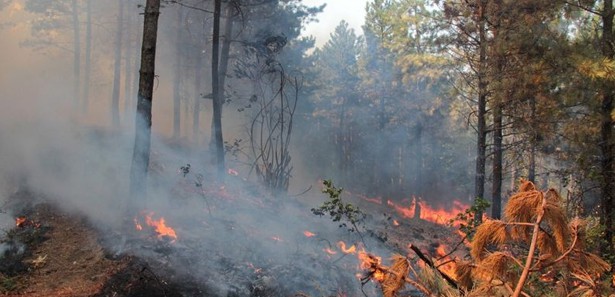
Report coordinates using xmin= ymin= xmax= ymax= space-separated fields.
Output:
xmin=357 ymin=180 xmax=613 ymax=297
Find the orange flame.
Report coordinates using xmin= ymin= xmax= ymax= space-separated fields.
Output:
xmin=15 ymin=217 xmax=26 ymax=227
xmin=357 ymin=251 xmax=386 ymax=282
xmin=227 ymin=168 xmax=239 ymax=176
xmin=337 ymin=241 xmax=356 ymax=254
xmin=387 ymin=198 xmax=469 ymax=226
xmin=392 ymin=219 xmax=400 ymax=226
xmin=134 ymin=212 xmax=177 ymax=241
xmin=303 ymin=230 xmax=316 ymax=237
xmin=433 ymin=243 xmax=457 ymax=280
xmin=324 ymin=247 xmax=337 ymax=255
xmin=144 ymin=214 xmax=177 ymax=240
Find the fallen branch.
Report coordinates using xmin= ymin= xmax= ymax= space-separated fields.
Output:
xmin=408 ymin=244 xmax=459 ymax=290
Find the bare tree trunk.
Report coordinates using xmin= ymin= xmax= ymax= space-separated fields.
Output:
xmin=492 ymin=100 xmax=503 ymax=219
xmin=72 ymin=0 xmax=81 ymax=110
xmin=124 ymin=5 xmax=133 ymax=113
xmin=129 ymin=0 xmax=161 ymax=206
xmin=491 ymin=2 xmax=503 ymax=219
xmin=82 ymin=0 xmax=92 ymax=113
xmin=111 ymin=0 xmax=124 ymax=129
xmin=172 ymin=7 xmax=182 ymax=139
xmin=528 ymin=97 xmax=536 ymax=183
xmin=193 ymin=47 xmax=203 ymax=143
xmin=210 ymin=4 xmax=234 ymax=146
xmin=599 ymin=0 xmax=615 ymax=261
xmin=211 ymin=0 xmax=225 ymax=178
xmin=474 ymin=0 xmax=488 ymax=223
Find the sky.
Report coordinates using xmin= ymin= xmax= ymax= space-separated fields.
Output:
xmin=301 ymin=0 xmax=370 ymax=48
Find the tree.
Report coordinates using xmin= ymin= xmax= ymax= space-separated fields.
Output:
xmin=111 ymin=0 xmax=124 ymax=128
xmin=310 ymin=21 xmax=361 ymax=184
xmin=211 ymin=0 xmax=225 ymax=178
xmin=82 ymin=0 xmax=92 ymax=112
xmin=129 ymin=0 xmax=161 ymax=205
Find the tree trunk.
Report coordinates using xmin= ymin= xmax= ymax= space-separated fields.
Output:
xmin=599 ymin=0 xmax=615 ymax=260
xmin=492 ymin=2 xmax=503 ymax=219
xmin=492 ymin=99 xmax=503 ymax=219
xmin=528 ymin=97 xmax=536 ymax=183
xmin=82 ymin=0 xmax=92 ymax=113
xmin=193 ymin=46 xmax=203 ymax=143
xmin=111 ymin=0 xmax=124 ymax=129
xmin=211 ymin=0 xmax=225 ymax=178
xmin=474 ymin=0 xmax=488 ymax=223
xmin=72 ymin=0 xmax=81 ymax=110
xmin=129 ymin=0 xmax=161 ymax=206
xmin=123 ymin=5 xmax=133 ymax=113
xmin=210 ymin=4 xmax=234 ymax=147
xmin=172 ymin=7 xmax=182 ymax=139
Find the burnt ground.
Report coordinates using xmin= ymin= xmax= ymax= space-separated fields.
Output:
xmin=0 ymin=187 xmax=466 ymax=297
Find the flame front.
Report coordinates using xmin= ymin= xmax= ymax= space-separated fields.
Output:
xmin=387 ymin=197 xmax=468 ymax=226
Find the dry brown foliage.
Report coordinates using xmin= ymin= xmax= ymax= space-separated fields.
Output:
xmin=461 ymin=180 xmax=611 ymax=297
xmin=382 ymin=255 xmax=410 ymax=297
xmin=360 ymin=180 xmax=612 ymax=297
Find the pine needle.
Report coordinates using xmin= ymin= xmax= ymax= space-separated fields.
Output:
xmin=382 ymin=254 xmax=410 ymax=297
xmin=471 ymin=219 xmax=507 ymax=260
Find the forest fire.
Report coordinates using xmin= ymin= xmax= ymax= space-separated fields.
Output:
xmin=358 ymin=251 xmax=386 ymax=282
xmin=434 ymin=243 xmax=457 ymax=280
xmin=386 ymin=197 xmax=468 ymax=226
xmin=134 ymin=212 xmax=178 ymax=241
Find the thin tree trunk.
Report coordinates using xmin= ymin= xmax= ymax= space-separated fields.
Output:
xmin=528 ymin=97 xmax=536 ymax=182
xmin=124 ymin=5 xmax=133 ymax=113
xmin=193 ymin=48 xmax=203 ymax=143
xmin=210 ymin=5 xmax=234 ymax=144
xmin=129 ymin=0 xmax=161 ymax=206
xmin=474 ymin=0 xmax=488 ymax=223
xmin=173 ymin=7 xmax=182 ymax=139
xmin=82 ymin=0 xmax=92 ymax=113
xmin=72 ymin=0 xmax=81 ymax=110
xmin=211 ymin=0 xmax=225 ymax=178
xmin=492 ymin=2 xmax=503 ymax=219
xmin=599 ymin=0 xmax=614 ymax=260
xmin=111 ymin=0 xmax=124 ymax=129
xmin=492 ymin=100 xmax=503 ymax=219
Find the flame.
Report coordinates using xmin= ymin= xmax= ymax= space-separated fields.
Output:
xmin=227 ymin=168 xmax=239 ymax=176
xmin=433 ymin=243 xmax=457 ymax=280
xmin=303 ymin=230 xmax=316 ymax=237
xmin=15 ymin=216 xmax=26 ymax=227
xmin=392 ymin=219 xmax=400 ymax=226
xmin=324 ymin=247 xmax=337 ymax=255
xmin=436 ymin=245 xmax=447 ymax=257
xmin=337 ymin=241 xmax=356 ymax=254
xmin=358 ymin=251 xmax=386 ymax=282
xmin=134 ymin=212 xmax=177 ymax=241
xmin=387 ymin=197 xmax=469 ymax=226
xmin=271 ymin=236 xmax=283 ymax=242
xmin=145 ymin=214 xmax=177 ymax=240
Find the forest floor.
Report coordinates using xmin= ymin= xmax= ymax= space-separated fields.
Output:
xmin=0 ymin=186 xmax=465 ymax=297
